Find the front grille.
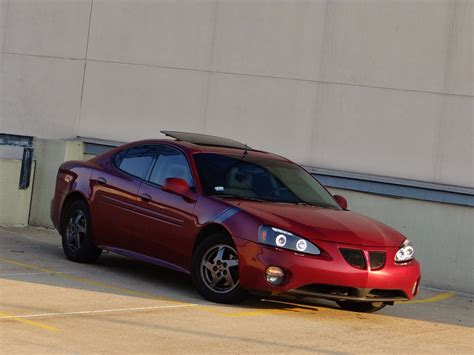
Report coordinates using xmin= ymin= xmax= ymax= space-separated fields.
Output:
xmin=340 ymin=248 xmax=366 ymax=269
xmin=369 ymin=252 xmax=386 ymax=270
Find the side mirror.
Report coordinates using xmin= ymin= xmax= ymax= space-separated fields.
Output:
xmin=162 ymin=178 xmax=196 ymax=202
xmin=333 ymin=194 xmax=348 ymax=210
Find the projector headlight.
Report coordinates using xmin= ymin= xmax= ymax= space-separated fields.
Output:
xmin=395 ymin=239 xmax=415 ymax=262
xmin=258 ymin=226 xmax=320 ymax=256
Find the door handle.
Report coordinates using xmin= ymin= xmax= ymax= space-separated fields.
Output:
xmin=140 ymin=193 xmax=152 ymax=202
xmin=97 ymin=177 xmax=107 ymax=184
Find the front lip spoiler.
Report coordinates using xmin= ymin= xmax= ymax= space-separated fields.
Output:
xmin=286 ymin=288 xmax=409 ymax=303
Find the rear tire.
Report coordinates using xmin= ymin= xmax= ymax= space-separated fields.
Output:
xmin=336 ymin=300 xmax=386 ymax=313
xmin=192 ymin=233 xmax=247 ymax=304
xmin=61 ymin=199 xmax=102 ymax=263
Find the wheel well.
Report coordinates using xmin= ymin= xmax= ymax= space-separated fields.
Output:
xmin=60 ymin=192 xmax=88 ymax=232
xmin=193 ymin=223 xmax=233 ymax=253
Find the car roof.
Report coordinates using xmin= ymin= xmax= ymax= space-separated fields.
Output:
xmin=161 ymin=130 xmax=251 ymax=150
xmin=119 ymin=137 xmax=290 ymax=162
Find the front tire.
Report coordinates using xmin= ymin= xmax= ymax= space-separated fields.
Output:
xmin=336 ymin=300 xmax=387 ymax=313
xmin=192 ymin=233 xmax=247 ymax=304
xmin=61 ymin=199 xmax=102 ymax=263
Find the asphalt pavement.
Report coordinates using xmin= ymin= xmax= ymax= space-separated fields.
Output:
xmin=0 ymin=226 xmax=472 ymax=354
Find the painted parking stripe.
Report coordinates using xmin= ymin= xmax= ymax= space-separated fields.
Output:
xmin=0 ymin=272 xmax=75 ymax=276
xmin=402 ymin=292 xmax=455 ymax=304
xmin=0 ymin=311 xmax=59 ymax=332
xmin=0 ymin=304 xmax=195 ymax=321
xmin=0 ymin=257 xmax=456 ymax=320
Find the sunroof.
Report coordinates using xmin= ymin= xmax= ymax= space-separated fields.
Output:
xmin=161 ymin=131 xmax=252 ymax=150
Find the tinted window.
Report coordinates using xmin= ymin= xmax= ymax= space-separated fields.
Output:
xmin=149 ymin=146 xmax=194 ymax=187
xmin=117 ymin=146 xmax=156 ymax=179
xmin=194 ymin=153 xmax=340 ymax=209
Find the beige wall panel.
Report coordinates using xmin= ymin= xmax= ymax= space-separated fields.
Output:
xmin=309 ymin=83 xmax=448 ymax=184
xmin=78 ymin=61 xmax=208 ymax=142
xmin=447 ymin=0 xmax=473 ymax=96
xmin=0 ymin=0 xmax=7 ymax=51
xmin=212 ymin=0 xmax=326 ymax=79
xmin=0 ymin=54 xmax=84 ymax=139
xmin=330 ymin=188 xmax=474 ymax=294
xmin=435 ymin=95 xmax=473 ymax=187
xmin=4 ymin=0 xmax=91 ymax=58
xmin=29 ymin=139 xmax=84 ymax=228
xmin=205 ymin=73 xmax=317 ymax=162
xmin=87 ymin=0 xmax=215 ymax=70
xmin=322 ymin=0 xmax=460 ymax=94
xmin=0 ymin=159 xmax=35 ymax=226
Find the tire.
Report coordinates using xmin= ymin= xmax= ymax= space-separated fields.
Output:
xmin=61 ymin=199 xmax=102 ymax=263
xmin=192 ymin=233 xmax=247 ymax=304
xmin=336 ymin=300 xmax=387 ymax=313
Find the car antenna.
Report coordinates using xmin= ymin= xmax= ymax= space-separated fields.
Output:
xmin=243 ymin=143 xmax=249 ymax=157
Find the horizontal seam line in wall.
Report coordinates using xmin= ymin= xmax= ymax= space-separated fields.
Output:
xmin=304 ymin=166 xmax=474 ymax=195
xmin=1 ymin=51 xmax=472 ymax=99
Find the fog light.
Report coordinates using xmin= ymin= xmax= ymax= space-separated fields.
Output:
xmin=265 ymin=266 xmax=285 ymax=286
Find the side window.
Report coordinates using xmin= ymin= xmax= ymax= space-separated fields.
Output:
xmin=116 ymin=146 xmax=156 ymax=179
xmin=149 ymin=146 xmax=194 ymax=187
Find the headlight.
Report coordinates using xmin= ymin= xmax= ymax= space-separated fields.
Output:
xmin=395 ymin=239 xmax=414 ymax=262
xmin=258 ymin=226 xmax=321 ymax=255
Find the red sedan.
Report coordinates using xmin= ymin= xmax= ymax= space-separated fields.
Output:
xmin=51 ymin=131 xmax=421 ymax=312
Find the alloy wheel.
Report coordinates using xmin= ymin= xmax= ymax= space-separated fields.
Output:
xmin=66 ymin=210 xmax=87 ymax=252
xmin=200 ymin=244 xmax=239 ymax=294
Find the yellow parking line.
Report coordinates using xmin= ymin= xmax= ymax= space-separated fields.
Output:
xmin=1 ymin=258 xmax=308 ymax=318
xmin=0 ymin=311 xmax=59 ymax=332
xmin=402 ymin=292 xmax=455 ymax=304
xmin=2 ymin=257 xmax=455 ymax=320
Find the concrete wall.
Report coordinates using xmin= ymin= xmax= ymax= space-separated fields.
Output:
xmin=0 ymin=1 xmax=472 ymax=293
xmin=1 ymin=0 xmax=472 ymax=188
xmin=28 ymin=139 xmax=84 ymax=228
xmin=0 ymin=158 xmax=35 ymax=225
xmin=329 ymin=188 xmax=474 ymax=294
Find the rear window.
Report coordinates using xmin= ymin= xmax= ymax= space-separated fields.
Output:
xmin=114 ymin=146 xmax=156 ymax=179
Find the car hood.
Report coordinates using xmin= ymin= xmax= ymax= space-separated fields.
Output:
xmin=225 ymin=200 xmax=405 ymax=247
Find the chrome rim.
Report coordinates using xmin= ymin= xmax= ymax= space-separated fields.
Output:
xmin=200 ymin=244 xmax=239 ymax=294
xmin=66 ymin=210 xmax=87 ymax=252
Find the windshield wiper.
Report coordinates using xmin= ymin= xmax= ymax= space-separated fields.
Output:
xmin=294 ymin=201 xmax=340 ymax=210
xmin=212 ymin=194 xmax=267 ymax=203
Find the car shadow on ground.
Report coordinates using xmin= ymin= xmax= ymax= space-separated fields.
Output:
xmin=1 ymin=226 xmax=472 ymax=328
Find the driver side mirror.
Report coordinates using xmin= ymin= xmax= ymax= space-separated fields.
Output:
xmin=333 ymin=194 xmax=348 ymax=210
xmin=162 ymin=177 xmax=196 ymax=203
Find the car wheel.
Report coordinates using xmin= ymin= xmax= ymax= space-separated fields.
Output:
xmin=192 ymin=233 xmax=247 ymax=304
xmin=61 ymin=199 xmax=102 ymax=263
xmin=336 ymin=300 xmax=386 ymax=313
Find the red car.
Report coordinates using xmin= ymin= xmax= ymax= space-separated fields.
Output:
xmin=51 ymin=131 xmax=421 ymax=312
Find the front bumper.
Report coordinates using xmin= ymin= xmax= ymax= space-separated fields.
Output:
xmin=234 ymin=236 xmax=421 ymax=302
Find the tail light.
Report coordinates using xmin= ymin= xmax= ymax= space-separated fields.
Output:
xmin=340 ymin=248 xmax=366 ymax=269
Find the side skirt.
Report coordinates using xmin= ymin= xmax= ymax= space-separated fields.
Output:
xmin=101 ymin=246 xmax=190 ymax=275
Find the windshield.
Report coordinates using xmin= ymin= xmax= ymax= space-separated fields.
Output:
xmin=194 ymin=153 xmax=340 ymax=210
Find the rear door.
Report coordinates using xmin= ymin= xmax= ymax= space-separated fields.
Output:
xmin=90 ymin=145 xmax=157 ymax=251
xmin=133 ymin=144 xmax=198 ymax=269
